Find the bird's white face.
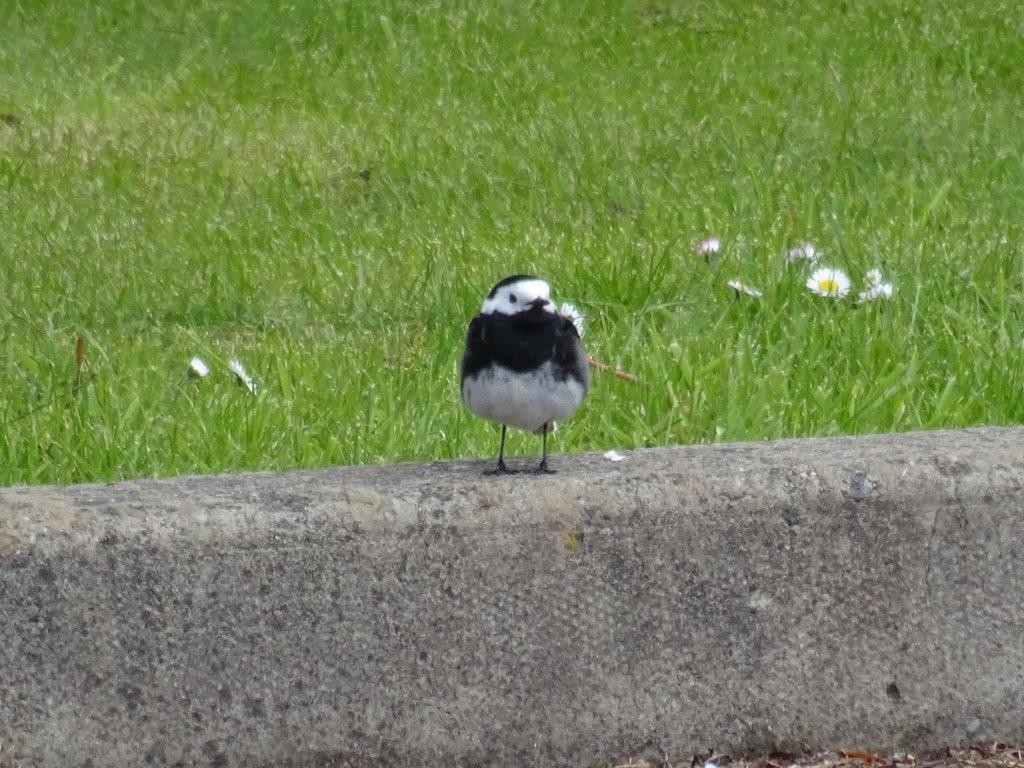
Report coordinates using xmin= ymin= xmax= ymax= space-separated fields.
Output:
xmin=481 ymin=277 xmax=555 ymax=316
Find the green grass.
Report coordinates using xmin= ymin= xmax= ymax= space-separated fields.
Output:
xmin=1 ymin=0 xmax=1022 ymax=487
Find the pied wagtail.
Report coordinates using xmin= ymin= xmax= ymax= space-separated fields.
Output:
xmin=460 ymin=275 xmax=590 ymax=473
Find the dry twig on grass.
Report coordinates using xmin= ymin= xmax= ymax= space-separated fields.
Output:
xmin=588 ymin=356 xmax=642 ymax=384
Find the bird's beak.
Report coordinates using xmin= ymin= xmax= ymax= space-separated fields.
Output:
xmin=528 ymin=298 xmax=549 ymax=309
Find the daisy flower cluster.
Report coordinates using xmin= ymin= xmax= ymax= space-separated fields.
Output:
xmin=803 ymin=254 xmax=894 ymax=304
xmin=786 ymin=240 xmax=895 ymax=303
xmin=699 ymin=234 xmax=895 ymax=305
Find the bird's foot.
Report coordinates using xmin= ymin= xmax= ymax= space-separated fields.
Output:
xmin=533 ymin=460 xmax=556 ymax=475
xmin=483 ymin=460 xmax=517 ymax=476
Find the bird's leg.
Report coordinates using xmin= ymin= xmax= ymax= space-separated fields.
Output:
xmin=484 ymin=425 xmax=513 ymax=475
xmin=535 ymin=422 xmax=556 ymax=474
xmin=497 ymin=424 xmax=509 ymax=472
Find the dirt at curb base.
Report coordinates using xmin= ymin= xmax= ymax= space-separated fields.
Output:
xmin=607 ymin=743 xmax=1024 ymax=768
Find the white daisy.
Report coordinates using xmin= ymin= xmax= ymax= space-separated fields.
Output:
xmin=188 ymin=356 xmax=210 ymax=378
xmin=787 ymin=242 xmax=821 ymax=263
xmin=865 ymin=268 xmax=884 ymax=286
xmin=559 ymin=301 xmax=585 ymax=338
xmin=805 ymin=266 xmax=851 ymax=298
xmin=727 ymin=278 xmax=763 ymax=298
xmin=696 ymin=236 xmax=721 ymax=257
xmin=228 ymin=359 xmax=258 ymax=394
xmin=858 ymin=283 xmax=894 ymax=303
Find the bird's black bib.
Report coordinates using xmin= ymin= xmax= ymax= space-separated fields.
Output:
xmin=460 ymin=309 xmax=587 ymax=385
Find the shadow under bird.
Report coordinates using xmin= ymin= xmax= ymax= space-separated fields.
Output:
xmin=460 ymin=275 xmax=590 ymax=473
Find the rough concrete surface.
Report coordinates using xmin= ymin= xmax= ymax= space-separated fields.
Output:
xmin=1 ymin=427 xmax=1023 ymax=768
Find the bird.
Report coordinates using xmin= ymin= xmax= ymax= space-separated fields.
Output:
xmin=460 ymin=274 xmax=590 ymax=474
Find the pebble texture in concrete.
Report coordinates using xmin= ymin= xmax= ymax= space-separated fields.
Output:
xmin=1 ymin=427 xmax=1023 ymax=767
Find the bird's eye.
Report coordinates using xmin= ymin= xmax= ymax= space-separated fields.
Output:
xmin=508 ymin=294 xmax=517 ymax=304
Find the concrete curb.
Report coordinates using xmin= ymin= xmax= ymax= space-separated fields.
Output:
xmin=2 ymin=427 xmax=1023 ymax=767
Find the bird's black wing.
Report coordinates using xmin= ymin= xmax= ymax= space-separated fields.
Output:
xmin=552 ymin=316 xmax=590 ymax=390
xmin=460 ymin=313 xmax=490 ymax=381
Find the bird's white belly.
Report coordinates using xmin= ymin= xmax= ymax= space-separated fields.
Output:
xmin=462 ymin=362 xmax=586 ymax=431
